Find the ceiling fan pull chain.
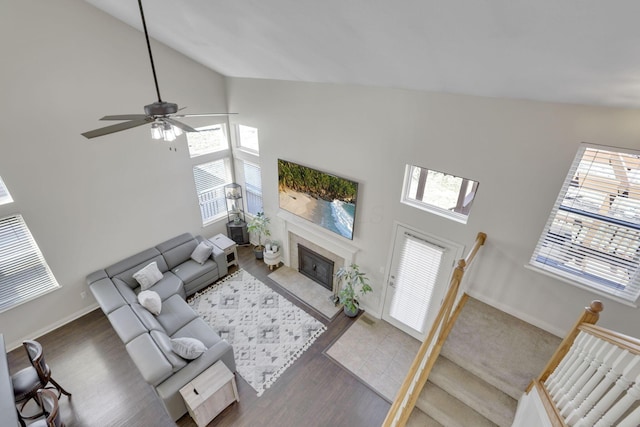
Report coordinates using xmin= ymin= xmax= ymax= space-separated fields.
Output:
xmin=138 ymin=0 xmax=163 ymax=103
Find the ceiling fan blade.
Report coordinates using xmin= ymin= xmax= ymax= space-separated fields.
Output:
xmin=82 ymin=117 xmax=153 ymax=139
xmin=173 ymin=113 xmax=238 ymax=118
xmin=100 ymin=114 xmax=149 ymax=121
xmin=164 ymin=118 xmax=198 ymax=133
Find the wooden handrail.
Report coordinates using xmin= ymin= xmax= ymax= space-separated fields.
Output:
xmin=382 ymin=232 xmax=487 ymax=427
xmin=578 ymin=323 xmax=640 ymax=356
xmin=530 ymin=300 xmax=603 ymax=390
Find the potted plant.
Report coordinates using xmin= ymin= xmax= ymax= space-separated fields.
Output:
xmin=336 ymin=263 xmax=372 ymax=317
xmin=246 ymin=212 xmax=271 ymax=259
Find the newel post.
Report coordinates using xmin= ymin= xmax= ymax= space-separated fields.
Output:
xmin=534 ymin=300 xmax=604 ymax=387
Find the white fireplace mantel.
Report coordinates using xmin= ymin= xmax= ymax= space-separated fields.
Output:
xmin=277 ymin=209 xmax=359 ymax=268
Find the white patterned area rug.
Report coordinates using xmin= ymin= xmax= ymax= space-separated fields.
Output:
xmin=188 ymin=269 xmax=326 ymax=396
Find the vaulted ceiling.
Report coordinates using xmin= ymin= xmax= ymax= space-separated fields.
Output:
xmin=84 ymin=0 xmax=640 ymax=108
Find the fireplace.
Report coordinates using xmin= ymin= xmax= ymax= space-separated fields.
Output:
xmin=298 ymin=245 xmax=334 ymax=291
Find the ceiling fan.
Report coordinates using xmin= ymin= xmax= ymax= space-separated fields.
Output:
xmin=82 ymin=0 xmax=234 ymax=142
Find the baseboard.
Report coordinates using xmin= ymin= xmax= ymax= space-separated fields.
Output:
xmin=466 ymin=291 xmax=565 ymax=338
xmin=6 ymin=303 xmax=100 ymax=351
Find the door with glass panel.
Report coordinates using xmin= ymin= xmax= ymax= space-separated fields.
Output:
xmin=382 ymin=224 xmax=462 ymax=341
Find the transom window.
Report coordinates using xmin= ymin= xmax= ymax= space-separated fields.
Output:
xmin=0 ymin=177 xmax=13 ymax=206
xmin=0 ymin=215 xmax=60 ymax=313
xmin=186 ymin=125 xmax=228 ymax=158
xmin=237 ymin=125 xmax=259 ymax=153
xmin=530 ymin=143 xmax=640 ymax=303
xmin=401 ymin=165 xmax=478 ymax=224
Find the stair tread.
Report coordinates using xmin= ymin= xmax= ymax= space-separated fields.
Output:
xmin=407 ymin=407 xmax=443 ymax=427
xmin=431 ymin=356 xmax=517 ymax=427
xmin=416 ymin=382 xmax=498 ymax=427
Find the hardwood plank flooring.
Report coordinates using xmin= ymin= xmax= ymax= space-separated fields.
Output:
xmin=7 ymin=246 xmax=390 ymax=426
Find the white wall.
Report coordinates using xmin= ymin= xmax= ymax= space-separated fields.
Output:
xmin=226 ymin=78 xmax=640 ymax=338
xmin=0 ymin=0 xmax=229 ymax=349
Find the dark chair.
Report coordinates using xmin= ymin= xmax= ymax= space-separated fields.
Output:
xmin=12 ymin=340 xmax=71 ymax=422
xmin=29 ymin=389 xmax=65 ymax=427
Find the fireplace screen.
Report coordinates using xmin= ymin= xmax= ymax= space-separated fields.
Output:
xmin=298 ymin=245 xmax=334 ymax=291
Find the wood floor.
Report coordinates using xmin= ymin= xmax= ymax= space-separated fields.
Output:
xmin=7 ymin=246 xmax=390 ymax=427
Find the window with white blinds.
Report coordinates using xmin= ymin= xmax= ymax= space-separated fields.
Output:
xmin=0 ymin=176 xmax=13 ymax=206
xmin=530 ymin=144 xmax=640 ymax=303
xmin=193 ymin=159 xmax=232 ymax=224
xmin=243 ymin=161 xmax=263 ymax=215
xmin=0 ymin=215 xmax=60 ymax=313
xmin=389 ymin=233 xmax=445 ymax=332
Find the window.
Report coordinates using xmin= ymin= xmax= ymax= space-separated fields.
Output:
xmin=530 ymin=144 xmax=640 ymax=303
xmin=237 ymin=125 xmax=259 ymax=153
xmin=186 ymin=125 xmax=228 ymax=158
xmin=0 ymin=215 xmax=60 ymax=312
xmin=233 ymin=124 xmax=263 ymax=217
xmin=243 ymin=161 xmax=263 ymax=215
xmin=193 ymin=159 xmax=232 ymax=224
xmin=401 ymin=165 xmax=478 ymax=223
xmin=0 ymin=177 xmax=13 ymax=206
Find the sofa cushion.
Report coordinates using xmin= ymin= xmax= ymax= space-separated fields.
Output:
xmin=112 ymin=254 xmax=169 ymax=289
xmin=113 ymin=277 xmax=138 ymax=304
xmin=172 ymin=317 xmax=222 ymax=349
xmin=126 ymin=333 xmax=173 ymax=386
xmin=150 ymin=330 xmax=188 ymax=371
xmin=172 ymin=259 xmax=217 ymax=287
xmin=133 ymin=262 xmax=164 ymax=290
xmin=106 ymin=247 xmax=165 ymax=280
xmin=190 ymin=241 xmax=213 ymax=265
xmin=108 ymin=305 xmax=147 ymax=344
xmin=171 ymin=337 xmax=206 ymax=360
xmin=155 ymin=295 xmax=198 ymax=336
xmin=148 ymin=272 xmax=186 ymax=301
xmin=137 ymin=290 xmax=162 ymax=315
xmin=157 ymin=233 xmax=199 ymax=270
xmin=90 ymin=277 xmax=126 ymax=315
xmin=130 ymin=303 xmax=163 ymax=332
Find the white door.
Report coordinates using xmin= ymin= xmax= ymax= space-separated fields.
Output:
xmin=382 ymin=224 xmax=462 ymax=341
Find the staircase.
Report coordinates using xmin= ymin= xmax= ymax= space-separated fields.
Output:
xmin=406 ymin=297 xmax=562 ymax=427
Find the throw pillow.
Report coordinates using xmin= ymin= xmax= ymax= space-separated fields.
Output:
xmin=171 ymin=337 xmax=207 ymax=360
xmin=137 ymin=290 xmax=162 ymax=315
xmin=132 ymin=261 xmax=163 ymax=290
xmin=190 ymin=241 xmax=213 ymax=265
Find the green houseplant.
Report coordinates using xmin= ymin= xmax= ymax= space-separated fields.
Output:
xmin=246 ymin=212 xmax=271 ymax=259
xmin=336 ymin=263 xmax=372 ymax=317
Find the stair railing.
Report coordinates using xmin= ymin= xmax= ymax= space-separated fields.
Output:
xmin=515 ymin=301 xmax=640 ymax=426
xmin=382 ymin=231 xmax=487 ymax=427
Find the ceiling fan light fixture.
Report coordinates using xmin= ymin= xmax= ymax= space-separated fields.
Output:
xmin=150 ymin=121 xmax=163 ymax=140
xmin=163 ymin=122 xmax=176 ymax=142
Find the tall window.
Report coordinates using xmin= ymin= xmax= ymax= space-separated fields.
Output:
xmin=233 ymin=125 xmax=262 ymax=216
xmin=187 ymin=124 xmax=233 ymax=225
xmin=0 ymin=215 xmax=60 ymax=313
xmin=530 ymin=144 xmax=640 ymax=303
xmin=401 ymin=165 xmax=478 ymax=224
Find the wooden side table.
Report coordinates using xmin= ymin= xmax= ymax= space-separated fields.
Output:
xmin=210 ymin=233 xmax=239 ymax=268
xmin=179 ymin=361 xmax=239 ymax=427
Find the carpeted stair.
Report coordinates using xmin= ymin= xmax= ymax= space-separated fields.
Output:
xmin=408 ymin=297 xmax=562 ymax=427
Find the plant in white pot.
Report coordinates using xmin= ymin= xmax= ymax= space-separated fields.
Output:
xmin=247 ymin=212 xmax=271 ymax=259
xmin=336 ymin=263 xmax=372 ymax=317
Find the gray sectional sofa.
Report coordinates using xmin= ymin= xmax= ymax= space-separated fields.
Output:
xmin=87 ymin=232 xmax=235 ymax=421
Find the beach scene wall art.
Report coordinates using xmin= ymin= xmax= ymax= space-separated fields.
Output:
xmin=278 ymin=159 xmax=358 ymax=240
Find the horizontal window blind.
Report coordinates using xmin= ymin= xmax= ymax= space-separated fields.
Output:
xmin=0 ymin=215 xmax=59 ymax=312
xmin=193 ymin=160 xmax=231 ymax=223
xmin=389 ymin=233 xmax=445 ymax=333
xmin=243 ymin=161 xmax=263 ymax=215
xmin=530 ymin=144 xmax=640 ymax=302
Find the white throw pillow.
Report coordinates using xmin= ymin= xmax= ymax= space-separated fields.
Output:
xmin=171 ymin=337 xmax=207 ymax=360
xmin=190 ymin=241 xmax=213 ymax=265
xmin=137 ymin=290 xmax=162 ymax=315
xmin=132 ymin=261 xmax=163 ymax=290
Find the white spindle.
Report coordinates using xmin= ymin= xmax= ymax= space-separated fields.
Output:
xmin=564 ymin=345 xmax=626 ymax=424
xmin=551 ymin=335 xmax=599 ymax=401
xmin=556 ymin=339 xmax=609 ymax=411
xmin=617 ymin=404 xmax=640 ymax=427
xmin=547 ymin=333 xmax=591 ymax=394
xmin=595 ymin=372 xmax=640 ymax=426
xmin=576 ymin=355 xmax=640 ymax=427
